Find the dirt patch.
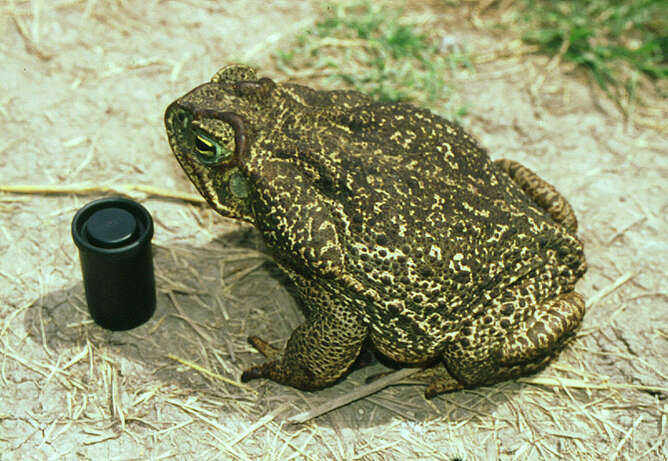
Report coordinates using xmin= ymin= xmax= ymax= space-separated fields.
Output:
xmin=1 ymin=1 xmax=666 ymax=460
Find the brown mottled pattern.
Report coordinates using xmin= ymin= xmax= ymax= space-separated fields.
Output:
xmin=164 ymin=65 xmax=587 ymax=397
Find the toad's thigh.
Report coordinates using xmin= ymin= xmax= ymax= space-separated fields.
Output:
xmin=367 ymin=307 xmax=454 ymax=364
xmin=441 ymin=289 xmax=585 ymax=387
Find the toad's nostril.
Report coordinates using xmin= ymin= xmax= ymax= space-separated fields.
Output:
xmin=172 ymin=108 xmax=190 ymax=128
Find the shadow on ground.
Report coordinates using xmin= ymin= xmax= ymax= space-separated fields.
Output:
xmin=24 ymin=229 xmax=516 ymax=430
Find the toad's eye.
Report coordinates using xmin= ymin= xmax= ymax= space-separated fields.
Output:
xmin=195 ymin=135 xmax=216 ymax=157
xmin=191 ymin=124 xmax=235 ymax=165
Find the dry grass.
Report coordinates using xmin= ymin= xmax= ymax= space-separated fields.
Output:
xmin=0 ymin=183 xmax=206 ymax=204
xmin=1 ymin=0 xmax=667 ymax=460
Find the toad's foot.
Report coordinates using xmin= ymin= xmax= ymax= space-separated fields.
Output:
xmin=241 ymin=336 xmax=317 ymax=389
xmin=240 ymin=336 xmax=282 ymax=384
xmin=246 ymin=336 xmax=281 ymax=359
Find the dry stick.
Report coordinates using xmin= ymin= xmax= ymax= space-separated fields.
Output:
xmin=609 ymin=415 xmax=643 ymax=460
xmin=11 ymin=15 xmax=52 ymax=61
xmin=263 ymin=425 xmax=319 ymax=461
xmin=0 ymin=183 xmax=205 ymax=204
xmin=165 ymin=398 xmax=232 ymax=435
xmin=472 ymin=41 xmax=539 ymax=64
xmin=518 ymin=376 xmax=668 ymax=394
xmin=287 ymin=367 xmax=420 ymax=424
xmin=167 ymin=291 xmax=214 ymax=343
xmin=586 ymin=271 xmax=635 ymax=308
xmin=606 ymin=217 xmax=647 ymax=245
xmin=167 ymin=354 xmax=257 ymax=394
xmin=227 ymin=403 xmax=291 ymax=446
xmin=224 ymin=261 xmax=267 ymax=286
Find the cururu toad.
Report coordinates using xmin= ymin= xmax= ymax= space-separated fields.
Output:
xmin=164 ymin=64 xmax=587 ymax=397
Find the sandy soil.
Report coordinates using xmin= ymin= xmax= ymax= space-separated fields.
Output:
xmin=1 ymin=1 xmax=666 ymax=460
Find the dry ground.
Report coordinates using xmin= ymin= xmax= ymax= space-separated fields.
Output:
xmin=1 ymin=1 xmax=666 ymax=460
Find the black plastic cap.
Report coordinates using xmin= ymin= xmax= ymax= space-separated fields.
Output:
xmin=72 ymin=197 xmax=156 ymax=331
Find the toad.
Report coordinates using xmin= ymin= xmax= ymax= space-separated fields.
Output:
xmin=164 ymin=65 xmax=587 ymax=397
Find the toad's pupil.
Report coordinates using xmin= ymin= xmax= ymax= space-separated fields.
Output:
xmin=195 ymin=136 xmax=215 ymax=156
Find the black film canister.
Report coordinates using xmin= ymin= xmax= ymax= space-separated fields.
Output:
xmin=71 ymin=197 xmax=156 ymax=331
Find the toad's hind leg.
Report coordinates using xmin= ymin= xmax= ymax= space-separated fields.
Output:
xmin=426 ymin=291 xmax=585 ymax=398
xmin=241 ymin=284 xmax=368 ymax=391
xmin=495 ymin=159 xmax=578 ymax=233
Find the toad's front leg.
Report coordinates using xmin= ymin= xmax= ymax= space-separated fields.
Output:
xmin=241 ymin=302 xmax=368 ymax=391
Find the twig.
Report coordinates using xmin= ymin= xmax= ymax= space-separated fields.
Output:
xmin=472 ymin=41 xmax=539 ymax=64
xmin=11 ymin=15 xmax=52 ymax=61
xmin=586 ymin=271 xmax=635 ymax=308
xmin=606 ymin=217 xmax=647 ymax=245
xmin=167 ymin=291 xmax=215 ymax=343
xmin=0 ymin=183 xmax=205 ymax=204
xmin=287 ymin=368 xmax=420 ymax=424
xmin=609 ymin=415 xmax=643 ymax=460
xmin=519 ymin=376 xmax=667 ymax=394
xmin=227 ymin=403 xmax=291 ymax=446
xmin=242 ymin=18 xmax=314 ymax=61
xmin=167 ymin=354 xmax=257 ymax=394
xmin=530 ymin=36 xmax=570 ymax=95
